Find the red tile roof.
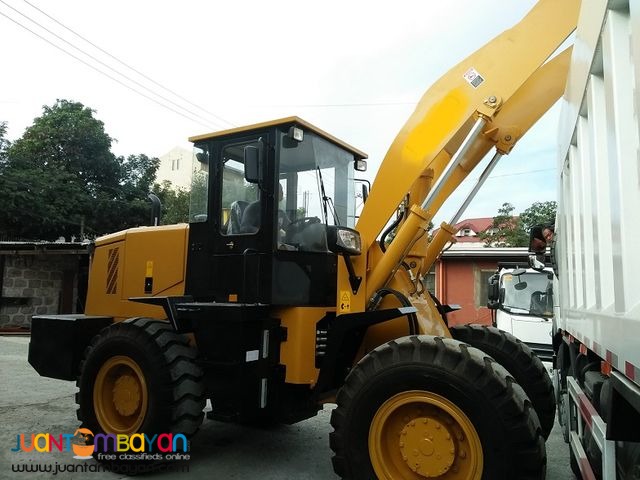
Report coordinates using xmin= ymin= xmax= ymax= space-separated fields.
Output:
xmin=453 ymin=217 xmax=494 ymax=233
xmin=432 ymin=217 xmax=496 ymax=243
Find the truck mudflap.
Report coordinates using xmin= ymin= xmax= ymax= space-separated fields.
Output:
xmin=28 ymin=314 xmax=112 ymax=381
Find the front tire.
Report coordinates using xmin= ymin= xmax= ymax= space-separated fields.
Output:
xmin=450 ymin=324 xmax=556 ymax=439
xmin=330 ymin=335 xmax=546 ymax=480
xmin=76 ymin=318 xmax=205 ymax=461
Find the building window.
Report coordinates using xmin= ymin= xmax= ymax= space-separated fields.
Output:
xmin=475 ymin=268 xmax=494 ymax=308
xmin=423 ymin=265 xmax=436 ymax=295
xmin=171 ymin=158 xmax=181 ymax=171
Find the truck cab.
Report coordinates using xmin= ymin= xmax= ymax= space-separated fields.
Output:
xmin=488 ymin=263 xmax=553 ymax=361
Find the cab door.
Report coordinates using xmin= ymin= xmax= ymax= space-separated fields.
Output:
xmin=207 ymin=134 xmax=274 ymax=303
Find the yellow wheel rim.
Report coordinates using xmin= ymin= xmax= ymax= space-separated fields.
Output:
xmin=94 ymin=355 xmax=148 ymax=434
xmin=369 ymin=390 xmax=483 ymax=479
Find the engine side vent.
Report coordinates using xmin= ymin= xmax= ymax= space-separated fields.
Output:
xmin=106 ymin=247 xmax=120 ymax=295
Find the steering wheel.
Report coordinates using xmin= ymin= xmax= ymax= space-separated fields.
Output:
xmin=285 ymin=216 xmax=321 ymax=243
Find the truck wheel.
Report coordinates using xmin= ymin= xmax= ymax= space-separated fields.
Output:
xmin=330 ymin=335 xmax=545 ymax=480
xmin=450 ymin=324 xmax=556 ymax=439
xmin=76 ymin=318 xmax=204 ymax=458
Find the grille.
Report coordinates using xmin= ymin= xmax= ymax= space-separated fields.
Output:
xmin=106 ymin=247 xmax=120 ymax=294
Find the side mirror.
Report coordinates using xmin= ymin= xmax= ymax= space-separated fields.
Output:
xmin=361 ymin=184 xmax=369 ymax=203
xmin=487 ymin=273 xmax=500 ymax=309
xmin=244 ymin=142 xmax=264 ymax=184
xmin=529 ymin=253 xmax=546 ymax=272
xmin=195 ymin=152 xmax=209 ymax=165
xmin=514 ymin=281 xmax=528 ymax=291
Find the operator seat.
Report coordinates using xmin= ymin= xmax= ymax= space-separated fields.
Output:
xmin=240 ymin=200 xmax=261 ymax=233
xmin=226 ymin=200 xmax=248 ymax=234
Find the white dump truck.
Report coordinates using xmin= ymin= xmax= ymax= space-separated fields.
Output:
xmin=528 ymin=0 xmax=640 ymax=478
xmin=487 ymin=263 xmax=554 ymax=362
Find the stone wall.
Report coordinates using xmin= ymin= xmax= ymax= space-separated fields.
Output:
xmin=0 ymin=253 xmax=86 ymax=329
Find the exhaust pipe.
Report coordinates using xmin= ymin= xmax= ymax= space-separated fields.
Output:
xmin=148 ymin=193 xmax=162 ymax=226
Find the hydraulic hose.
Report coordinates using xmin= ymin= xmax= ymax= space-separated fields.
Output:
xmin=379 ymin=213 xmax=403 ymax=253
xmin=369 ymin=288 xmax=419 ymax=335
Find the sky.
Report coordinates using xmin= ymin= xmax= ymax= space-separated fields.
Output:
xmin=0 ymin=0 xmax=562 ymax=227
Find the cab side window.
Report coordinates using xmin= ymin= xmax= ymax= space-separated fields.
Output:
xmin=220 ymin=142 xmax=261 ymax=235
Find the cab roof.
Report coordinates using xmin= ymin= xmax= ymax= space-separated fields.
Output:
xmin=188 ymin=116 xmax=368 ymax=160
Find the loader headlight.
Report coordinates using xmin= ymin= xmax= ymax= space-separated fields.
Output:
xmin=327 ymin=226 xmax=362 ymax=256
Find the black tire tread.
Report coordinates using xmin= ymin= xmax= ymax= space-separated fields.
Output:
xmin=450 ymin=324 xmax=556 ymax=439
xmin=76 ymin=317 xmax=205 ymax=438
xmin=330 ymin=335 xmax=545 ymax=480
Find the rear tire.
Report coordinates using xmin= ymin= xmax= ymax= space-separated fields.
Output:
xmin=76 ymin=318 xmax=205 ymax=469
xmin=330 ymin=335 xmax=546 ymax=480
xmin=450 ymin=324 xmax=556 ymax=439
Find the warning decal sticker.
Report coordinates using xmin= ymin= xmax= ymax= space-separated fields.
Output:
xmin=463 ymin=68 xmax=485 ymax=88
xmin=339 ymin=291 xmax=351 ymax=313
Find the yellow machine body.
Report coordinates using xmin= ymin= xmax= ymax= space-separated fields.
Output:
xmin=81 ymin=0 xmax=579 ymax=390
xmin=85 ymin=224 xmax=189 ymax=321
xmin=28 ymin=2 xmax=589 ymax=478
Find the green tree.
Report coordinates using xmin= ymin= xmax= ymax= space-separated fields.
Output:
xmin=519 ymin=201 xmax=556 ymax=231
xmin=479 ymin=202 xmax=527 ymax=247
xmin=479 ymin=201 xmax=557 ymax=247
xmin=188 ymin=171 xmax=209 ymax=222
xmin=153 ymin=181 xmax=190 ymax=224
xmin=93 ymin=154 xmax=161 ymax=233
xmin=0 ymin=122 xmax=9 ymax=164
xmin=8 ymin=100 xmax=119 ymax=193
xmin=0 ymin=100 xmax=159 ymax=240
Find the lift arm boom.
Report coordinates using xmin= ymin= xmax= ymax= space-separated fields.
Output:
xmin=341 ymin=0 xmax=581 ymax=320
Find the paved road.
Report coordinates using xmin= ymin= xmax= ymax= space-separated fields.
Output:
xmin=0 ymin=335 xmax=574 ymax=479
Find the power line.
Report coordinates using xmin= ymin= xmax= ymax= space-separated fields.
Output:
xmin=0 ymin=7 xmax=209 ymax=131
xmin=0 ymin=2 xmax=226 ymax=131
xmin=487 ymin=167 xmax=554 ymax=179
xmin=0 ymin=0 xmax=221 ymax=129
xmin=20 ymin=0 xmax=235 ymax=129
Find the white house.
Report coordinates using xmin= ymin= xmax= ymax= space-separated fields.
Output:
xmin=156 ymin=146 xmax=192 ymax=190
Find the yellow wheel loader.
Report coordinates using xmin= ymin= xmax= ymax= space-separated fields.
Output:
xmin=28 ymin=0 xmax=581 ymax=478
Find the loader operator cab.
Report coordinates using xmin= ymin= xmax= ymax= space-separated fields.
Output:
xmin=185 ymin=117 xmax=367 ymax=307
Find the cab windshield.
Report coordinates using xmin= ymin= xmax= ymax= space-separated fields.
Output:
xmin=501 ymin=272 xmax=553 ymax=317
xmin=278 ymin=131 xmax=356 ymax=229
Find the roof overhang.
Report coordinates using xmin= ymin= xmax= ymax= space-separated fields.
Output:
xmin=188 ymin=116 xmax=368 ymax=160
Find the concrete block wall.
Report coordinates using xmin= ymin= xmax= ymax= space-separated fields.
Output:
xmin=0 ymin=255 xmax=82 ymax=329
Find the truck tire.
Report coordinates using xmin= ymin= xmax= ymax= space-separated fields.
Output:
xmin=76 ymin=318 xmax=205 ymax=464
xmin=450 ymin=324 xmax=556 ymax=439
xmin=330 ymin=335 xmax=546 ymax=480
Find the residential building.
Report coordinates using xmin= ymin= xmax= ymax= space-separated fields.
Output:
xmin=433 ymin=243 xmax=531 ymax=326
xmin=156 ymin=146 xmax=192 ymax=190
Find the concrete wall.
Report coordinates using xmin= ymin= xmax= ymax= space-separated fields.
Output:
xmin=0 ymin=253 xmax=86 ymax=329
